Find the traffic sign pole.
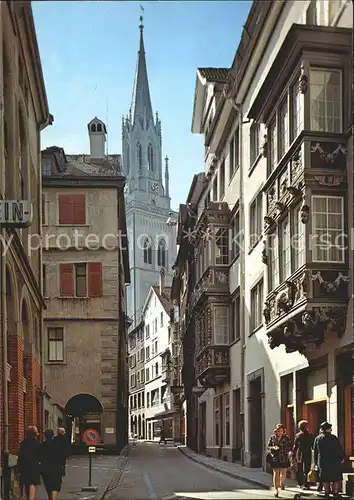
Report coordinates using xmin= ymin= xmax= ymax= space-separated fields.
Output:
xmin=88 ymin=452 xmax=92 ymax=487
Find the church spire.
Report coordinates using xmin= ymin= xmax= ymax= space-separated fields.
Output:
xmin=130 ymin=13 xmax=154 ymax=128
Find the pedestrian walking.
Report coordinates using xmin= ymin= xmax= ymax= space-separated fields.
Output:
xmin=18 ymin=425 xmax=41 ymax=500
xmin=53 ymin=428 xmax=70 ymax=477
xmin=158 ymin=428 xmax=167 ymax=445
xmin=313 ymin=421 xmax=345 ymax=499
xmin=292 ymin=420 xmax=314 ymax=489
xmin=40 ymin=430 xmax=63 ymax=500
xmin=267 ymin=424 xmax=292 ymax=497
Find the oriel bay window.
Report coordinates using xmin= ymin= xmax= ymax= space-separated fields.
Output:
xmin=312 ymin=195 xmax=345 ymax=263
xmin=293 ymin=204 xmax=305 ymax=269
xmin=278 ymin=99 xmax=289 ymax=160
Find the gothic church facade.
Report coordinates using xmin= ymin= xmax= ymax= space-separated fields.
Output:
xmin=122 ymin=18 xmax=177 ymax=327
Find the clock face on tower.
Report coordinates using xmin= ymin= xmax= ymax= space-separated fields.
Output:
xmin=148 ymin=181 xmax=159 ymax=195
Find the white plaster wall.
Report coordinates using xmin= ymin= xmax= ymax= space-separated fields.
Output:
xmin=143 ymin=289 xmax=172 ymax=424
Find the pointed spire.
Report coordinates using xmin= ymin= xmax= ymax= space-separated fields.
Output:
xmin=130 ymin=12 xmax=154 ymax=128
xmin=165 ymin=155 xmax=170 ymax=198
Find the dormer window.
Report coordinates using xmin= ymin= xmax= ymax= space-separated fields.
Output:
xmin=91 ymin=124 xmax=96 ymax=132
xmin=97 ymin=123 xmax=102 ymax=132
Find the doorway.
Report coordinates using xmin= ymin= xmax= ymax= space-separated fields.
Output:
xmin=303 ymin=400 xmax=327 ymax=436
xmin=233 ymin=389 xmax=242 ymax=461
xmin=249 ymin=377 xmax=263 ymax=467
xmin=199 ymin=402 xmax=206 ymax=453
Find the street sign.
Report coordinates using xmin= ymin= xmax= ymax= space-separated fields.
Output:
xmin=88 ymin=446 xmax=96 ymax=453
xmin=82 ymin=429 xmax=100 ymax=446
xmin=0 ymin=200 xmax=33 ymax=228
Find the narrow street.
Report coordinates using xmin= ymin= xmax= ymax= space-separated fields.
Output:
xmin=105 ymin=442 xmax=296 ymax=500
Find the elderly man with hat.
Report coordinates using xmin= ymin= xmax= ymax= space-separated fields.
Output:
xmin=313 ymin=421 xmax=345 ymax=499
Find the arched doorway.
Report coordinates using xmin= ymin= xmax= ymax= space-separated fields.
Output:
xmin=130 ymin=415 xmax=134 ymax=438
xmin=142 ymin=414 xmax=145 ymax=439
xmin=65 ymin=393 xmax=103 ymax=447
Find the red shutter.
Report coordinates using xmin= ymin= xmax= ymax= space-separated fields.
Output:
xmin=73 ymin=194 xmax=86 ymax=224
xmin=60 ymin=263 xmax=74 ymax=297
xmin=88 ymin=262 xmax=102 ymax=297
xmin=58 ymin=195 xmax=74 ymax=224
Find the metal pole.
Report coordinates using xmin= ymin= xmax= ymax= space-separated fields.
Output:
xmin=88 ymin=453 xmax=92 ymax=487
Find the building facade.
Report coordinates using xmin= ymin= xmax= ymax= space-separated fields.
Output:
xmin=128 ymin=320 xmax=146 ymax=438
xmin=177 ymin=0 xmax=353 ymax=471
xmin=41 ymin=120 xmax=130 ymax=452
xmin=0 ymin=0 xmax=52 ymax=468
xmin=122 ymin=19 xmax=177 ymax=329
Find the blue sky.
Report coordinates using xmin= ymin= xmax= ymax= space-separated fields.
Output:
xmin=33 ymin=0 xmax=251 ymax=209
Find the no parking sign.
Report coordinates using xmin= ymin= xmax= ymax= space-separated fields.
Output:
xmin=82 ymin=428 xmax=100 ymax=446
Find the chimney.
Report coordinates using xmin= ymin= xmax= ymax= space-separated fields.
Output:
xmin=88 ymin=118 xmax=106 ymax=160
xmin=159 ymin=268 xmax=165 ymax=295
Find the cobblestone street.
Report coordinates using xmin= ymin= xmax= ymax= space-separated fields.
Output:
xmin=104 ymin=442 xmax=307 ymax=500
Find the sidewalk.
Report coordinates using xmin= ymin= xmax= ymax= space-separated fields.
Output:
xmin=177 ymin=445 xmax=323 ymax=498
xmin=36 ymin=444 xmax=131 ymax=500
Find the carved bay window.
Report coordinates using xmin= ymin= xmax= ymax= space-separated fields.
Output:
xmin=249 ymin=24 xmax=350 ymax=354
xmin=192 ymin=202 xmax=231 ymax=388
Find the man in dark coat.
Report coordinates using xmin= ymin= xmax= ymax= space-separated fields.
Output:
xmin=293 ymin=420 xmax=314 ymax=489
xmin=313 ymin=421 xmax=345 ymax=499
xmin=53 ymin=428 xmax=70 ymax=477
xmin=18 ymin=426 xmax=41 ymax=500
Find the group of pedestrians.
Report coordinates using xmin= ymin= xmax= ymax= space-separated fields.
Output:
xmin=267 ymin=420 xmax=345 ymax=498
xmin=18 ymin=425 xmax=70 ymax=500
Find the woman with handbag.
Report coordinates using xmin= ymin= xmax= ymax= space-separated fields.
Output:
xmin=267 ymin=424 xmax=292 ymax=497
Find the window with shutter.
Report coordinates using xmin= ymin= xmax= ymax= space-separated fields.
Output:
xmin=58 ymin=194 xmax=86 ymax=225
xmin=59 ymin=264 xmax=74 ymax=297
xmin=74 ymin=263 xmax=87 ymax=297
xmin=88 ymin=262 xmax=102 ymax=297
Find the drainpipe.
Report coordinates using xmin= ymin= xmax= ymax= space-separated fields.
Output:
xmin=228 ymin=98 xmax=246 ymax=465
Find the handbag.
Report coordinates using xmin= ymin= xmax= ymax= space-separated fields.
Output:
xmin=307 ymin=468 xmax=318 ymax=483
xmin=266 ymin=452 xmax=273 ymax=464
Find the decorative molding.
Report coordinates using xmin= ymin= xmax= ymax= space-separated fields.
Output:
xmin=299 ymin=64 xmax=308 ymax=94
xmin=291 ymin=149 xmax=303 ymax=179
xmin=262 ymin=135 xmax=268 ymax=158
xmin=314 ymin=175 xmax=345 ymax=187
xmin=310 ymin=143 xmax=348 ymax=163
xmin=300 ymin=203 xmax=309 ymax=223
xmin=311 ymin=271 xmax=350 ymax=293
xmin=261 ymin=240 xmax=268 ymax=265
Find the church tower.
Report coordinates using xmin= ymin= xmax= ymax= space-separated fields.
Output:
xmin=123 ymin=15 xmax=177 ymax=328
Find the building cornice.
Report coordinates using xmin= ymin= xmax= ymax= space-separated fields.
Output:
xmin=42 ymin=176 xmax=125 ymax=190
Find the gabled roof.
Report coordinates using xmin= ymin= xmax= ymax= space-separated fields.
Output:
xmin=191 ymin=67 xmax=229 ymax=134
xmin=152 ymin=285 xmax=172 ymax=314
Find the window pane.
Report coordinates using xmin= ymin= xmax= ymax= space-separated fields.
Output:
xmin=294 ymin=205 xmax=305 ymax=269
xmin=270 ymin=233 xmax=279 ymax=290
xmin=310 ymin=69 xmax=342 ymax=133
xmin=214 ymin=306 xmax=229 ymax=344
xmin=278 ymin=100 xmax=288 ymax=158
xmin=312 ymin=196 xmax=344 ymax=262
xmin=269 ymin=119 xmax=277 ymax=172
xmin=215 ymin=228 xmax=229 ymax=265
xmin=281 ymin=218 xmax=291 ymax=280
xmin=75 ymin=264 xmax=87 ymax=297
xmin=292 ymin=81 xmax=303 ymax=140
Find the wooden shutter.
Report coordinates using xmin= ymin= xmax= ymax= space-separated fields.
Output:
xmin=58 ymin=194 xmax=85 ymax=224
xmin=88 ymin=262 xmax=102 ymax=297
xmin=58 ymin=194 xmax=74 ymax=224
xmin=73 ymin=194 xmax=86 ymax=224
xmin=59 ymin=263 xmax=74 ymax=297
